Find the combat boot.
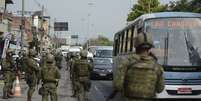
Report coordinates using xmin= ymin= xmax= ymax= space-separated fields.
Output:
xmin=7 ymin=94 xmax=14 ymax=98
xmin=2 ymin=91 xmax=8 ymax=99
xmin=27 ymin=96 xmax=31 ymax=101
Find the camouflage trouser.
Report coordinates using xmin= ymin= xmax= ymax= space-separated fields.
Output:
xmin=26 ymin=75 xmax=37 ymax=100
xmin=76 ymin=82 xmax=85 ymax=101
xmin=71 ymin=77 xmax=77 ymax=96
xmin=76 ymin=80 xmax=91 ymax=101
xmin=3 ymin=71 xmax=15 ymax=97
xmin=9 ymin=72 xmax=15 ymax=93
xmin=42 ymin=83 xmax=58 ymax=101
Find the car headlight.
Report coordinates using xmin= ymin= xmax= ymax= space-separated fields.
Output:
xmin=93 ymin=68 xmax=99 ymax=72
xmin=110 ymin=59 xmax=113 ymax=63
xmin=107 ymin=69 xmax=112 ymax=72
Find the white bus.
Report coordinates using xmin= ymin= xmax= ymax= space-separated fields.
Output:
xmin=113 ymin=12 xmax=201 ymax=99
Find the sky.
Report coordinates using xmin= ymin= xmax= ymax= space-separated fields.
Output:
xmin=8 ymin=0 xmax=175 ymax=43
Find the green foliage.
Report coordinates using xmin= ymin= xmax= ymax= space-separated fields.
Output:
xmin=83 ymin=35 xmax=113 ymax=49
xmin=127 ymin=0 xmax=167 ymax=21
xmin=190 ymin=0 xmax=201 ymax=13
xmin=169 ymin=0 xmax=201 ymax=13
xmin=169 ymin=0 xmax=191 ymax=12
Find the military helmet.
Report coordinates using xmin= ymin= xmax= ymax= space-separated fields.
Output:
xmin=29 ymin=49 xmax=37 ymax=56
xmin=71 ymin=52 xmax=76 ymax=57
xmin=134 ymin=32 xmax=154 ymax=49
xmin=80 ymin=50 xmax=88 ymax=58
xmin=6 ymin=49 xmax=14 ymax=57
xmin=46 ymin=54 xmax=55 ymax=63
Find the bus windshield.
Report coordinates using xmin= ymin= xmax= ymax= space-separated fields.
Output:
xmin=145 ymin=18 xmax=201 ymax=66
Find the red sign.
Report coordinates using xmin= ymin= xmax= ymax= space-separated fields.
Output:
xmin=177 ymin=88 xmax=192 ymax=94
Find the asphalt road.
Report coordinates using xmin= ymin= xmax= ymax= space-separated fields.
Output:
xmin=89 ymin=80 xmax=113 ymax=101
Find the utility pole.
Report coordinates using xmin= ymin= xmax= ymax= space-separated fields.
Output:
xmin=148 ymin=0 xmax=151 ymax=13
xmin=21 ymin=0 xmax=25 ymax=50
xmin=87 ymin=2 xmax=94 ymax=47
xmin=40 ymin=5 xmax=44 ymax=52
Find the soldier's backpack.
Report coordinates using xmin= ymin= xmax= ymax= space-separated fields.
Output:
xmin=42 ymin=65 xmax=57 ymax=82
xmin=76 ymin=59 xmax=90 ymax=77
xmin=124 ymin=57 xmax=158 ymax=98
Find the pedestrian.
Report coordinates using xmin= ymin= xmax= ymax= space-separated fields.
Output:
xmin=2 ymin=49 xmax=15 ymax=99
xmin=40 ymin=54 xmax=61 ymax=101
xmin=73 ymin=50 xmax=93 ymax=101
xmin=108 ymin=32 xmax=165 ymax=101
xmin=25 ymin=49 xmax=40 ymax=101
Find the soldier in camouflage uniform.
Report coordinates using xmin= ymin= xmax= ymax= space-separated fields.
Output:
xmin=25 ymin=49 xmax=40 ymax=101
xmin=109 ymin=32 xmax=164 ymax=101
xmin=55 ymin=51 xmax=63 ymax=69
xmin=20 ymin=51 xmax=28 ymax=75
xmin=70 ymin=52 xmax=80 ymax=97
xmin=2 ymin=50 xmax=15 ymax=99
xmin=40 ymin=54 xmax=61 ymax=101
xmin=40 ymin=51 xmax=48 ymax=68
xmin=73 ymin=50 xmax=93 ymax=101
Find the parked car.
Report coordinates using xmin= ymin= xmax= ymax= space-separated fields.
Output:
xmin=91 ymin=58 xmax=113 ymax=80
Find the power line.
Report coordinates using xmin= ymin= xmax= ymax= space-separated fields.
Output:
xmin=32 ymin=0 xmax=42 ymax=8
xmin=32 ymin=0 xmax=51 ymax=17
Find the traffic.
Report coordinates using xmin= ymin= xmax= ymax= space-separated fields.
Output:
xmin=0 ymin=0 xmax=201 ymax=101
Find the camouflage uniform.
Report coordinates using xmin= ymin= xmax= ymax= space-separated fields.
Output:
xmin=41 ymin=54 xmax=61 ymax=101
xmin=25 ymin=49 xmax=40 ymax=101
xmin=113 ymin=33 xmax=164 ymax=101
xmin=2 ymin=51 xmax=15 ymax=99
xmin=40 ymin=52 xmax=48 ymax=68
xmin=55 ymin=52 xmax=63 ymax=69
xmin=20 ymin=52 xmax=28 ymax=73
xmin=70 ymin=53 xmax=80 ymax=97
xmin=73 ymin=51 xmax=93 ymax=101
xmin=65 ymin=53 xmax=71 ymax=70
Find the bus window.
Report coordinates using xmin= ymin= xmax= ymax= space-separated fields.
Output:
xmin=128 ymin=28 xmax=132 ymax=52
xmin=117 ymin=34 xmax=120 ymax=54
xmin=114 ymin=35 xmax=119 ymax=56
xmin=132 ymin=26 xmax=138 ymax=52
xmin=120 ymin=32 xmax=124 ymax=53
xmin=125 ymin=29 xmax=129 ymax=52
xmin=137 ymin=27 xmax=143 ymax=33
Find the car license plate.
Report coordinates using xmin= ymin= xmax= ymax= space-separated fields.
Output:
xmin=177 ymin=88 xmax=192 ymax=94
xmin=99 ymin=73 xmax=106 ymax=76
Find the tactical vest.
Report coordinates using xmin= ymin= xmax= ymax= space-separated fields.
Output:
xmin=42 ymin=64 xmax=57 ymax=83
xmin=124 ymin=57 xmax=158 ymax=98
xmin=75 ymin=59 xmax=90 ymax=77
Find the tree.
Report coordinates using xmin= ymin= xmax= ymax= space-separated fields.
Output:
xmin=188 ymin=0 xmax=201 ymax=13
xmin=83 ymin=35 xmax=113 ymax=49
xmin=168 ymin=0 xmax=201 ymax=13
xmin=127 ymin=0 xmax=167 ymax=21
xmin=168 ymin=0 xmax=191 ymax=12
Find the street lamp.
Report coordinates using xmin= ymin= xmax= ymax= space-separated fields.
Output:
xmin=87 ymin=2 xmax=94 ymax=46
